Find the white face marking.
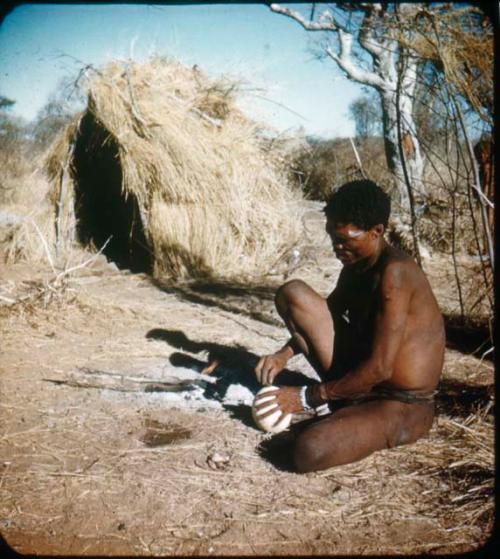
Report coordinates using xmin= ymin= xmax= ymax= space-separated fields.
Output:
xmin=345 ymin=228 xmax=364 ymax=238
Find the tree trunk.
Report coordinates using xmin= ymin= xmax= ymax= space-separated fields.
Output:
xmin=379 ymin=78 xmax=424 ymax=212
xmin=268 ymin=2 xmax=426 ymax=212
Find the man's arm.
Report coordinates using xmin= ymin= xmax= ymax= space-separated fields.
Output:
xmin=308 ymin=262 xmax=412 ymax=405
xmin=255 ymin=338 xmax=301 ymax=385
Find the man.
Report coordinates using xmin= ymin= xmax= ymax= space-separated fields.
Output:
xmin=254 ymin=180 xmax=445 ymax=472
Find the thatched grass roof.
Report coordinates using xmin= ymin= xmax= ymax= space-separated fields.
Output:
xmin=46 ymin=57 xmax=302 ymax=280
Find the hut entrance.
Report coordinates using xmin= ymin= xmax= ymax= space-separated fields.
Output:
xmin=72 ymin=112 xmax=152 ymax=273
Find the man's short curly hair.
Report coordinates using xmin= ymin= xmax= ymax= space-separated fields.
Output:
xmin=324 ymin=180 xmax=391 ymax=230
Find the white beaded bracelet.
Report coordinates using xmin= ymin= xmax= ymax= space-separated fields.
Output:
xmin=299 ymin=386 xmax=313 ymax=411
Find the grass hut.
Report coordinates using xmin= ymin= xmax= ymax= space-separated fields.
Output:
xmin=46 ymin=58 xmax=302 ymax=279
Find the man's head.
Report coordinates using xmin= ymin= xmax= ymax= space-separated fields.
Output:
xmin=323 ymin=180 xmax=391 ymax=266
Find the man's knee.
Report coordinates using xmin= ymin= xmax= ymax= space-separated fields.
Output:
xmin=390 ymin=402 xmax=435 ymax=447
xmin=293 ymin=428 xmax=336 ymax=473
xmin=275 ymin=280 xmax=312 ymax=315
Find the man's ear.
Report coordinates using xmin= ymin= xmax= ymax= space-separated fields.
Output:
xmin=371 ymin=224 xmax=385 ymax=238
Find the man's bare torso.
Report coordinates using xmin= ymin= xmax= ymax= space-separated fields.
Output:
xmin=328 ymin=244 xmax=445 ymax=394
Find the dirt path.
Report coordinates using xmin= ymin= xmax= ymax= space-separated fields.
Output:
xmin=0 ymin=211 xmax=494 ymax=555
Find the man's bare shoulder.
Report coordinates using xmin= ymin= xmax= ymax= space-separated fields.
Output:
xmin=383 ymin=244 xmax=415 ymax=266
xmin=379 ymin=245 xmax=424 ymax=291
xmin=381 ymin=245 xmax=440 ymax=311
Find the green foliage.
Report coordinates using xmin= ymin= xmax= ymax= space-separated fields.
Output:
xmin=29 ymin=74 xmax=85 ymax=151
xmin=348 ymin=91 xmax=382 ymax=139
xmin=0 ymin=96 xmax=31 ymax=204
xmin=0 ymin=96 xmax=27 ymax=151
xmin=31 ymin=98 xmax=74 ymax=150
xmin=290 ymin=138 xmax=340 ymax=200
xmin=289 ymin=137 xmax=391 ymax=201
xmin=0 ymin=95 xmax=15 ymax=110
xmin=0 ymin=114 xmax=24 ymax=148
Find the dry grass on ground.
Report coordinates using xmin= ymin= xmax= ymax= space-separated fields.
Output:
xmin=0 ymin=205 xmax=494 ymax=556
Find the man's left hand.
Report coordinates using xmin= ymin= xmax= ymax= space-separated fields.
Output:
xmin=254 ymin=385 xmax=303 ymax=417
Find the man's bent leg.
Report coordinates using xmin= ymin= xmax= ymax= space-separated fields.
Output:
xmin=275 ymin=280 xmax=334 ymax=377
xmin=293 ymin=399 xmax=435 ymax=473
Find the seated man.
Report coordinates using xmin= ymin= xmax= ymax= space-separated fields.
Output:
xmin=254 ymin=180 xmax=445 ymax=472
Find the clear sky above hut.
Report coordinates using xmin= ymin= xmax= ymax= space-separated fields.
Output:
xmin=0 ymin=2 xmax=363 ymax=139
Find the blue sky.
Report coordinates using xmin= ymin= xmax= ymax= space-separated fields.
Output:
xmin=0 ymin=3 xmax=363 ymax=138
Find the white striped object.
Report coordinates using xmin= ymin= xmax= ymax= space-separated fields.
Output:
xmin=252 ymin=386 xmax=292 ymax=433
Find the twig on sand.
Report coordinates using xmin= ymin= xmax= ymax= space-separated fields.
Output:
xmin=54 ymin=237 xmax=112 ymax=282
xmin=78 ymin=366 xmax=217 ymax=385
xmin=1 ymin=237 xmax=112 ymax=308
xmin=42 ymin=364 xmax=217 ymax=393
xmin=42 ymin=376 xmax=196 ymax=393
xmin=31 ymin=220 xmax=57 ymax=273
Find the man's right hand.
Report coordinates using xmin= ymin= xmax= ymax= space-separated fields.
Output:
xmin=255 ymin=351 xmax=289 ymax=386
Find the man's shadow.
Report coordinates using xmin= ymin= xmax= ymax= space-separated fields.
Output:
xmin=436 ymin=378 xmax=494 ymax=418
xmin=146 ymin=328 xmax=316 ymax=431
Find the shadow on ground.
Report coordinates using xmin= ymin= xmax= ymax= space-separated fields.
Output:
xmin=146 ymin=319 xmax=494 ymax=472
xmin=257 ymin=430 xmax=296 ymax=472
xmin=146 ymin=328 xmax=315 ymax=427
xmin=256 ymin=414 xmax=328 ymax=473
xmin=151 ymin=278 xmax=494 ymax=360
xmin=150 ymin=277 xmax=282 ymax=326
xmin=443 ymin=314 xmax=493 ymax=361
xmin=436 ymin=378 xmax=494 ymax=418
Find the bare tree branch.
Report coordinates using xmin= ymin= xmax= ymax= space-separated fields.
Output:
xmin=269 ymin=3 xmax=341 ymax=31
xmin=270 ymin=3 xmax=386 ymax=88
xmin=358 ymin=6 xmax=386 ymax=58
xmin=348 ymin=137 xmax=367 ymax=178
xmin=357 ymin=3 xmax=383 ymax=11
xmin=326 ymin=31 xmax=385 ymax=88
xmin=454 ymin=102 xmax=495 ymax=269
xmin=31 ymin=220 xmax=56 ymax=274
xmin=54 ymin=236 xmax=113 ymax=282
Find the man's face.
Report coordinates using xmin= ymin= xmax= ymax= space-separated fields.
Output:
xmin=325 ymin=219 xmax=381 ymax=266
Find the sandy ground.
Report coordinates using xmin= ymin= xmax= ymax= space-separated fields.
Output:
xmin=0 ymin=207 xmax=494 ymax=555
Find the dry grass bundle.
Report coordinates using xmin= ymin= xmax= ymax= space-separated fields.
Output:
xmin=0 ymin=152 xmax=31 ymax=205
xmin=0 ymin=117 xmax=31 ymax=206
xmin=45 ymin=57 xmax=302 ymax=280
xmin=399 ymin=8 xmax=493 ymax=124
xmin=4 ymin=205 xmax=55 ymax=263
xmin=1 ymin=163 xmax=60 ymax=266
xmin=412 ymin=409 xmax=494 ymax=533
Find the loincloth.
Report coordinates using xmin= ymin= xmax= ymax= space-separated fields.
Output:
xmin=331 ymin=387 xmax=437 ymax=409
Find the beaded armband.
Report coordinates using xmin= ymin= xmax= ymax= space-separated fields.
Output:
xmin=299 ymin=386 xmax=313 ymax=411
